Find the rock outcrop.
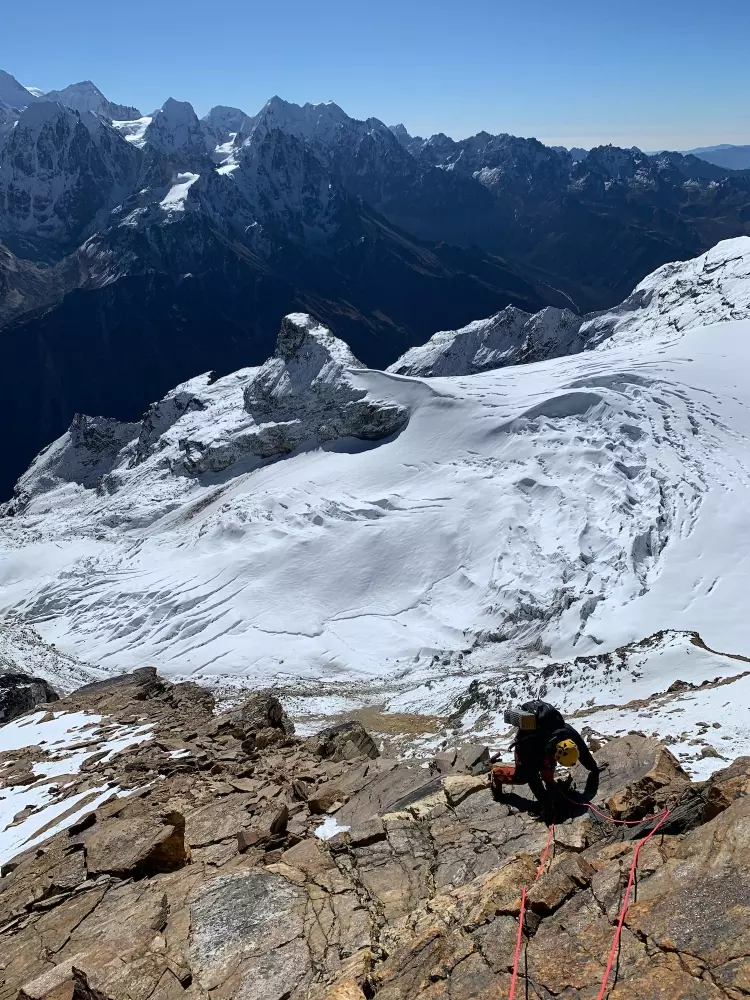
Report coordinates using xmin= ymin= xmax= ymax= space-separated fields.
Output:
xmin=0 ymin=672 xmax=58 ymax=723
xmin=387 ymin=305 xmax=585 ymax=377
xmin=1 ymin=670 xmax=749 ymax=1000
xmin=237 ymin=313 xmax=409 ymax=461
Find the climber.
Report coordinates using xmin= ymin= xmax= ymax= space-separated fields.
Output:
xmin=490 ymin=699 xmax=605 ymax=821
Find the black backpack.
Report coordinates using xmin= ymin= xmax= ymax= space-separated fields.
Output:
xmin=521 ymin=700 xmax=566 ymax=734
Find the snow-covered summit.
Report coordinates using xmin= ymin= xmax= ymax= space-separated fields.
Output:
xmin=581 ymin=236 xmax=750 ymax=347
xmin=143 ymin=98 xmax=206 ymax=155
xmin=201 ymin=104 xmax=256 ymax=157
xmin=40 ymin=80 xmax=141 ymax=122
xmin=0 ymin=69 xmax=37 ymax=111
xmin=0 ymin=102 xmax=141 ymax=242
xmin=254 ymin=96 xmax=352 ymax=143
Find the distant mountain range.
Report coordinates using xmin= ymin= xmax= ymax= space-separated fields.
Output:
xmin=555 ymin=141 xmax=750 ymax=171
xmin=1 ymin=66 xmax=749 ymax=496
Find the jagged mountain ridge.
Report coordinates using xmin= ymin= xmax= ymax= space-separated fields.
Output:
xmin=0 ymin=97 xmax=565 ymax=497
xmin=2 ymin=74 xmax=750 ymax=496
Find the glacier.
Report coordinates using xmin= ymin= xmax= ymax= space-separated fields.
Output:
xmin=2 ymin=240 xmax=750 ymax=773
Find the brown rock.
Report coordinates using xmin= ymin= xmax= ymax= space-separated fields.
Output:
xmin=279 ymin=838 xmax=335 ymax=876
xmin=184 ymin=793 xmax=254 ymax=847
xmin=227 ymin=691 xmax=295 ymax=739
xmin=349 ymin=816 xmax=386 ymax=846
xmin=292 ymin=777 xmax=311 ymax=801
xmin=84 ymin=810 xmax=188 ymax=877
xmin=237 ymin=829 xmax=265 ymax=852
xmin=307 ymin=721 xmax=379 ymax=762
xmin=308 ymin=783 xmax=344 ymax=815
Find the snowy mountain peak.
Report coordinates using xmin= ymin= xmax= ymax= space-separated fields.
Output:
xmin=0 ymin=100 xmax=141 ymax=242
xmin=388 ymin=236 xmax=750 ymax=377
xmin=143 ymin=98 xmax=205 ymax=154
xmin=202 ymin=104 xmax=255 ymax=136
xmin=275 ymin=312 xmax=364 ymax=368
xmin=0 ymin=68 xmax=37 ymax=111
xmin=41 ymin=80 xmax=141 ymax=122
xmin=580 ymin=235 xmax=750 ymax=348
xmin=255 ymin=95 xmax=353 ymax=142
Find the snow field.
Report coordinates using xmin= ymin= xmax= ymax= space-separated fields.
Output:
xmin=0 ymin=709 xmax=153 ymax=867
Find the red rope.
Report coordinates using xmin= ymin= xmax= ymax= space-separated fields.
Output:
xmin=574 ymin=798 xmax=669 ymax=826
xmin=508 ymin=800 xmax=672 ymax=999
xmin=595 ymin=808 xmax=670 ymax=999
xmin=508 ymin=822 xmax=554 ymax=1000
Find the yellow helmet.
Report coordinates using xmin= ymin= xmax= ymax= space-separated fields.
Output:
xmin=554 ymin=739 xmax=579 ymax=767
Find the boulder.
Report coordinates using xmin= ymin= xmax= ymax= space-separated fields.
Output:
xmin=84 ymin=810 xmax=189 ymax=877
xmin=453 ymin=743 xmax=490 ymax=774
xmin=188 ymin=869 xmax=309 ymax=994
xmin=307 ymin=721 xmax=379 ymax=762
xmin=0 ymin=672 xmax=59 ymax=724
xmin=229 ymin=692 xmax=295 ymax=742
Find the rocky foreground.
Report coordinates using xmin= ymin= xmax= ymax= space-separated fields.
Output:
xmin=0 ymin=670 xmax=749 ymax=1000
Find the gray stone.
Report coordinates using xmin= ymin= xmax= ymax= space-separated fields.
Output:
xmin=189 ymin=869 xmax=306 ymax=991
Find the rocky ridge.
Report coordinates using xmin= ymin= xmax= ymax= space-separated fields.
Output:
xmin=5 ymin=312 xmax=408 ymax=509
xmin=387 ymin=236 xmax=750 ymax=376
xmin=0 ymin=668 xmax=749 ymax=1000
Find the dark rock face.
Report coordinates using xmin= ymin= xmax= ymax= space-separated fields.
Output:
xmin=229 ymin=691 xmax=296 ymax=741
xmin=0 ymin=672 xmax=59 ymax=723
xmin=0 ymin=102 xmax=141 ymax=245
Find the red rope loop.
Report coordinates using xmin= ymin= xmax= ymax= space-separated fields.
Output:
xmin=507 ymin=802 xmax=671 ymax=1000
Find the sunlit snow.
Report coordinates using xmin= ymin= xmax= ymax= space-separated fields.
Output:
xmin=159 ymin=172 xmax=200 ymax=212
xmin=2 ymin=239 xmax=750 ymax=776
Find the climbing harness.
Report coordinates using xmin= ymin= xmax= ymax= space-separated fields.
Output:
xmin=507 ymin=800 xmax=671 ymax=999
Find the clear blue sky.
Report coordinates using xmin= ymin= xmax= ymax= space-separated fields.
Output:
xmin=4 ymin=0 xmax=749 ymax=149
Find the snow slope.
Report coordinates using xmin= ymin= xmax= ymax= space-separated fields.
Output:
xmin=2 ymin=302 xmax=750 ymax=686
xmin=388 ymin=306 xmax=585 ymax=376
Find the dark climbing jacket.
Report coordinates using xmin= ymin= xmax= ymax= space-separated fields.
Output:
xmin=513 ymin=700 xmax=597 ymax=805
